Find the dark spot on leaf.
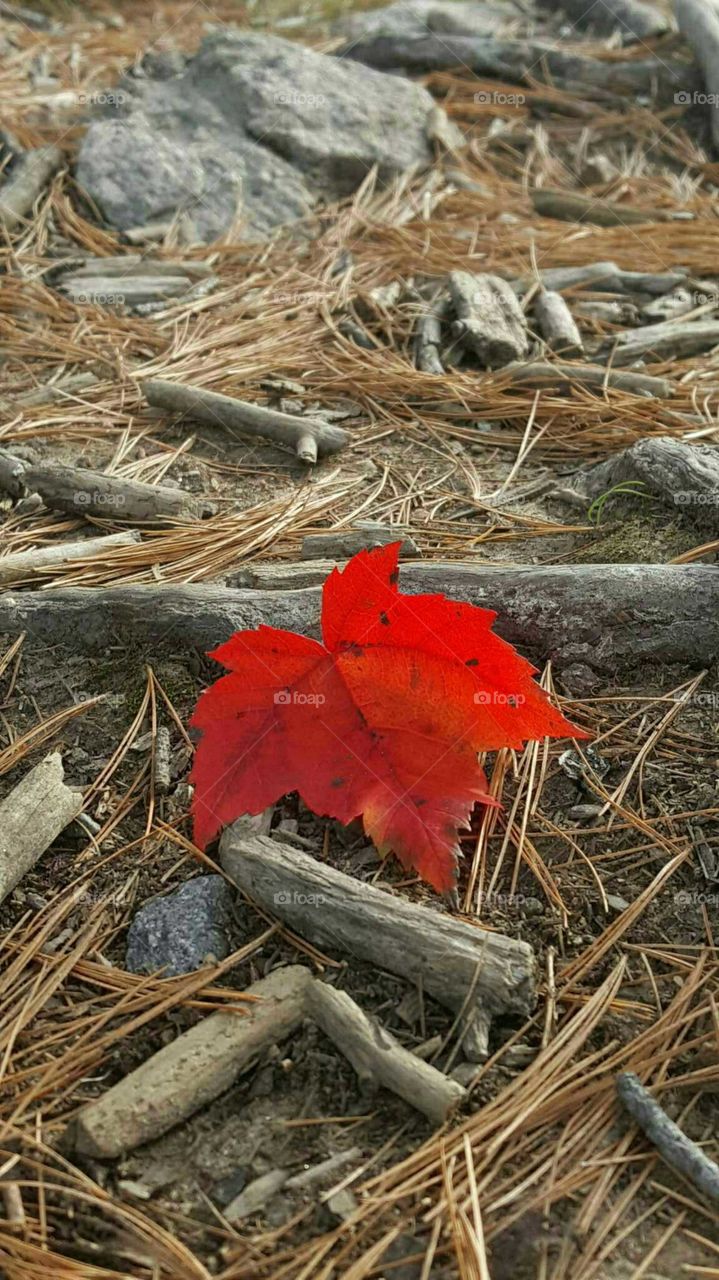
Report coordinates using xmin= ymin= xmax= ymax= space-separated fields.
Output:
xmin=379 ymin=611 xmax=390 ymax=626
xmin=389 ymin=569 xmax=399 ymax=585
xmin=465 ymin=658 xmax=479 ymax=667
xmin=331 ymin=777 xmax=345 ymax=787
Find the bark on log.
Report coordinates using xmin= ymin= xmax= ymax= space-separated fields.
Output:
xmin=578 ymin=437 xmax=719 ymax=529
xmin=617 ymin=1071 xmax=719 ymax=1205
xmin=532 ymin=189 xmax=670 ymax=226
xmin=0 ymin=145 xmax=63 ymax=231
xmin=2 ymin=563 xmax=719 ymax=673
xmin=0 ymin=753 xmax=83 ymax=906
xmin=674 ymin=0 xmax=719 ymax=150
xmin=339 ymin=35 xmax=684 ymax=95
xmin=300 ymin=522 xmax=419 ymax=560
xmin=502 ymin=361 xmax=673 ymax=399
xmin=221 ymin=834 xmax=535 ymax=1061
xmin=142 ymin=378 xmax=348 ymax=462
xmin=542 ymin=0 xmax=670 ymax=40
xmin=307 ymin=982 xmax=467 ymax=1124
xmin=449 ymin=271 xmax=529 ymax=367
xmin=21 ymin=462 xmax=214 ymax=524
xmin=0 ymin=531 xmax=142 ymax=588
xmin=598 ymin=319 xmax=719 ymax=366
xmin=533 ymin=291 xmax=584 ymax=358
xmin=71 ymin=966 xmax=312 ymax=1158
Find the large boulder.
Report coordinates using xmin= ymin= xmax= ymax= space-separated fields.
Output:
xmin=76 ymin=31 xmax=448 ymax=243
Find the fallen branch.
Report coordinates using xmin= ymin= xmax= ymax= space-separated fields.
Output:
xmin=616 ymin=1071 xmax=719 ymax=1206
xmin=533 ymin=291 xmax=584 ymax=358
xmin=598 ymin=318 xmax=719 ymax=366
xmin=0 ymin=449 xmax=27 ymax=500
xmin=449 ymin=271 xmax=529 ymax=368
xmin=142 ymin=378 xmax=348 ymax=463
xmin=18 ymin=462 xmax=214 ymax=524
xmin=307 ymin=981 xmax=467 ymax=1124
xmin=502 ymin=361 xmax=673 ymax=399
xmin=413 ymin=295 xmax=448 ymax=374
xmin=71 ymin=965 xmax=312 ymax=1158
xmin=512 ymin=263 xmax=687 ymax=296
xmin=675 ymin=0 xmax=719 ymax=150
xmin=221 ymin=833 xmax=535 ymax=1060
xmin=2 ymin=564 xmax=718 ymax=673
xmin=0 ymin=753 xmax=83 ymax=907
xmin=300 ymin=521 xmax=419 ymax=560
xmin=577 ymin=437 xmax=719 ymax=528
xmin=532 ymin=188 xmax=670 ymax=226
xmin=0 ymin=145 xmax=63 ymax=231
xmin=0 ymin=531 xmax=142 ymax=588
xmin=59 ymin=276 xmax=197 ymax=307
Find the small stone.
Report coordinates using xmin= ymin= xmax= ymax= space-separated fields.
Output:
xmin=125 ymin=875 xmax=234 ymax=977
xmin=212 ymin=1167 xmax=248 ymax=1207
xmin=606 ymin=894 xmax=630 ymax=913
xmin=326 ymin=1188 xmax=359 ymax=1220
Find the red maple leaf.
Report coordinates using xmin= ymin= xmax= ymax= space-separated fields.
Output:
xmin=190 ymin=544 xmax=589 ymax=892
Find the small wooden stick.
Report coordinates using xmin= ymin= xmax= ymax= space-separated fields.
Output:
xmin=0 ymin=145 xmax=63 ymax=231
xmin=502 ymin=360 xmax=673 ymax=399
xmin=0 ymin=753 xmax=83 ymax=907
xmin=617 ymin=1071 xmax=719 ymax=1205
xmin=533 ymin=291 xmax=584 ymax=358
xmin=142 ymin=378 xmax=348 ymax=462
xmin=22 ymin=461 xmax=214 ymax=524
xmin=0 ymin=530 xmax=142 ymax=588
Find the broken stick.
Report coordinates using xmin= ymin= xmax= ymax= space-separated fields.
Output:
xmin=0 ymin=530 xmax=142 ymax=588
xmin=533 ymin=291 xmax=584 ymax=359
xmin=449 ymin=271 xmax=529 ymax=368
xmin=598 ymin=318 xmax=719 ymax=366
xmin=617 ymin=1071 xmax=719 ymax=1206
xmin=142 ymin=378 xmax=348 ymax=463
xmin=502 ymin=361 xmax=673 ymax=399
xmin=0 ymin=753 xmax=83 ymax=907
xmin=0 ymin=145 xmax=63 ymax=231
xmin=21 ymin=462 xmax=214 ymax=524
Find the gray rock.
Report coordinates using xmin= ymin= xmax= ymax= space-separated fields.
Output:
xmin=76 ymin=31 xmax=444 ymax=243
xmin=125 ymin=875 xmax=234 ymax=976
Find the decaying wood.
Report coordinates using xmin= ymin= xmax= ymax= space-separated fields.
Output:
xmin=224 ymin=1171 xmax=290 ymax=1223
xmin=0 ymin=449 xmax=27 ymax=500
xmin=617 ymin=1072 xmax=719 ymax=1205
xmin=578 ymin=437 xmax=719 ymax=528
xmin=71 ymin=966 xmax=312 ymax=1158
xmin=300 ymin=521 xmax=419 ymax=560
xmin=0 ymin=753 xmax=83 ymax=907
xmin=0 ymin=531 xmax=142 ymax=588
xmin=0 ymin=145 xmax=63 ymax=231
xmin=675 ymin=0 xmax=719 ymax=150
xmin=308 ymin=981 xmax=466 ymax=1124
xmin=512 ymin=264 xmax=687 ymax=296
xmin=18 ymin=462 xmax=214 ymax=524
xmin=502 ymin=361 xmax=673 ymax=399
xmin=413 ymin=295 xmax=448 ymax=374
xmin=598 ymin=318 xmax=719 ymax=366
xmin=641 ymin=288 xmax=696 ymax=323
xmin=533 ymin=291 xmax=584 ymax=358
xmin=221 ymin=833 xmax=535 ymax=1061
xmin=142 ymin=378 xmax=348 ymax=462
xmin=449 ymin=271 xmax=529 ymax=368
xmin=532 ymin=189 xmax=670 ymax=226
xmin=573 ymin=300 xmax=641 ymax=324
xmin=541 ymin=0 xmax=670 ymax=39
xmin=2 ymin=562 xmax=719 ymax=673
xmin=60 ymin=255 xmax=213 ymax=279
xmin=59 ymin=276 xmax=197 ymax=306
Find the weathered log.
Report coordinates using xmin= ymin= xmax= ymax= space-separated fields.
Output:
xmin=17 ymin=462 xmax=214 ymax=524
xmin=307 ymin=981 xmax=466 ymax=1124
xmin=572 ymin=301 xmax=641 ymax=324
xmin=449 ymin=271 xmax=529 ymax=368
xmin=63 ymin=255 xmax=213 ymax=279
xmin=533 ymin=291 xmax=584 ymax=358
xmin=142 ymin=378 xmax=348 ymax=463
xmin=71 ymin=966 xmax=312 ymax=1158
xmin=0 ymin=531 xmax=142 ymax=588
xmin=221 ymin=834 xmax=535 ymax=1061
xmin=59 ymin=276 xmax=196 ymax=306
xmin=617 ymin=1072 xmax=719 ymax=1206
xmin=675 ymin=0 xmax=719 ymax=150
xmin=542 ymin=0 xmax=670 ymax=40
xmin=2 ymin=564 xmax=719 ymax=673
xmin=300 ymin=521 xmax=419 ymax=560
xmin=0 ymin=753 xmax=83 ymax=907
xmin=0 ymin=145 xmax=63 ymax=231
xmin=502 ymin=361 xmax=673 ymax=399
xmin=512 ymin=264 xmax=687 ymax=296
xmin=578 ymin=437 xmax=719 ymax=529
xmin=532 ymin=189 xmax=670 ymax=226
xmin=598 ymin=319 xmax=719 ymax=366
xmin=413 ymin=295 xmax=448 ymax=374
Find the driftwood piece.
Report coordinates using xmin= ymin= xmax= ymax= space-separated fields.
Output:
xmin=0 ymin=371 xmax=101 ymax=412
xmin=578 ymin=437 xmax=719 ymax=528
xmin=0 ymin=145 xmax=63 ymax=231
xmin=20 ymin=462 xmax=214 ymax=524
xmin=573 ymin=301 xmax=641 ymax=324
xmin=641 ymin=288 xmax=697 ymax=323
xmin=502 ymin=361 xmax=673 ymax=399
xmin=533 ymin=291 xmax=584 ymax=358
xmin=2 ymin=563 xmax=719 ymax=673
xmin=449 ymin=271 xmax=529 ymax=368
xmin=307 ymin=981 xmax=466 ymax=1124
xmin=72 ymin=966 xmax=312 ymax=1158
xmin=340 ymin=34 xmax=684 ymax=95
xmin=532 ymin=189 xmax=670 ymax=226
xmin=598 ymin=319 xmax=719 ymax=366
xmin=0 ymin=753 xmax=83 ymax=907
xmin=59 ymin=276 xmax=196 ymax=306
xmin=221 ymin=833 xmax=535 ymax=1061
xmin=675 ymin=0 xmax=719 ymax=150
xmin=0 ymin=449 xmax=27 ymax=500
xmin=62 ymin=255 xmax=213 ymax=279
xmin=0 ymin=531 xmax=142 ymax=588
xmin=300 ymin=521 xmax=419 ymax=560
xmin=143 ymin=378 xmax=348 ymax=463
xmin=512 ymin=264 xmax=687 ymax=297
xmin=542 ymin=0 xmax=669 ymax=39
xmin=617 ymin=1072 xmax=719 ymax=1205
xmin=414 ymin=295 xmax=448 ymax=374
